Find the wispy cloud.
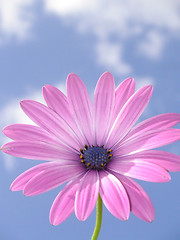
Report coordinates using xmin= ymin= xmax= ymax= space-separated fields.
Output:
xmin=1 ymin=1 xmax=180 ymax=75
xmin=137 ymin=30 xmax=166 ymax=59
xmin=44 ymin=0 xmax=95 ymax=16
xmin=95 ymin=41 xmax=132 ymax=75
xmin=44 ymin=0 xmax=180 ymax=75
xmin=0 ymin=0 xmax=35 ymax=42
xmin=135 ymin=77 xmax=154 ymax=90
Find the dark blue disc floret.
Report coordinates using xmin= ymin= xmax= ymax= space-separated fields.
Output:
xmin=79 ymin=145 xmax=112 ymax=170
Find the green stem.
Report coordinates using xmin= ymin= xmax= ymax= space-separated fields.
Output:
xmin=91 ymin=194 xmax=103 ymax=240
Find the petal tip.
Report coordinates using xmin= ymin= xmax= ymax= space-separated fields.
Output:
xmin=2 ymin=125 xmax=12 ymax=137
xmin=167 ymin=174 xmax=171 ymax=182
xmin=124 ymin=77 xmax=135 ymax=89
xmin=20 ymin=100 xmax=29 ymax=109
xmin=67 ymin=73 xmax=82 ymax=89
xmin=49 ymin=217 xmax=57 ymax=226
xmin=51 ymin=222 xmax=57 ymax=227
xmin=148 ymin=217 xmax=155 ymax=223
xmin=146 ymin=85 xmax=153 ymax=93
xmin=42 ymin=85 xmax=48 ymax=92
xmin=23 ymin=188 xmax=31 ymax=196
xmin=100 ymin=71 xmax=114 ymax=81
xmin=10 ymin=185 xmax=17 ymax=192
xmin=42 ymin=85 xmax=50 ymax=98
xmin=20 ymin=99 xmax=34 ymax=106
xmin=103 ymin=71 xmax=112 ymax=76
xmin=67 ymin=73 xmax=79 ymax=80
xmin=140 ymin=84 xmax=153 ymax=92
xmin=43 ymin=84 xmax=51 ymax=88
xmin=0 ymin=143 xmax=7 ymax=152
xmin=75 ymin=213 xmax=86 ymax=221
xmin=144 ymin=211 xmax=155 ymax=223
xmin=122 ymin=213 xmax=130 ymax=221
xmin=43 ymin=84 xmax=54 ymax=93
xmin=20 ymin=100 xmax=25 ymax=106
xmin=163 ymin=171 xmax=171 ymax=182
xmin=125 ymin=77 xmax=134 ymax=82
xmin=126 ymin=77 xmax=135 ymax=84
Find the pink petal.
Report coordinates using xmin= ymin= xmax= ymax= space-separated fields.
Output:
xmin=75 ymin=170 xmax=99 ymax=221
xmin=124 ymin=113 xmax=180 ymax=142
xmin=50 ymin=176 xmax=82 ymax=225
xmin=113 ymin=173 xmax=155 ymax=222
xmin=106 ymin=85 xmax=153 ymax=148
xmin=99 ymin=170 xmax=130 ymax=220
xmin=2 ymin=141 xmax=78 ymax=161
xmin=93 ymin=72 xmax=115 ymax=146
xmin=111 ymin=77 xmax=135 ymax=126
xmin=3 ymin=124 xmax=68 ymax=147
xmin=43 ymin=85 xmax=71 ymax=120
xmin=108 ymin=160 xmax=171 ymax=182
xmin=116 ymin=150 xmax=180 ymax=172
xmin=114 ymin=128 xmax=180 ymax=156
xmin=67 ymin=73 xmax=94 ymax=145
xmin=43 ymin=85 xmax=85 ymax=145
xmin=20 ymin=100 xmax=81 ymax=150
xmin=10 ymin=162 xmax=70 ymax=191
xmin=23 ymin=164 xmax=85 ymax=196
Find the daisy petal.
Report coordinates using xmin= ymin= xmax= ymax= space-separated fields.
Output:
xmin=43 ymin=85 xmax=72 ymax=123
xmin=2 ymin=141 xmax=78 ymax=161
xmin=115 ymin=129 xmax=180 ymax=156
xmin=113 ymin=173 xmax=155 ymax=222
xmin=75 ymin=170 xmax=99 ymax=221
xmin=108 ymin=160 xmax=171 ymax=182
xmin=111 ymin=77 xmax=135 ymax=125
xmin=106 ymin=85 xmax=153 ymax=148
xmin=67 ymin=73 xmax=93 ymax=145
xmin=124 ymin=113 xmax=180 ymax=141
xmin=116 ymin=150 xmax=180 ymax=172
xmin=3 ymin=124 xmax=65 ymax=146
xmin=50 ymin=176 xmax=82 ymax=225
xmin=99 ymin=170 xmax=130 ymax=220
xmin=43 ymin=85 xmax=84 ymax=144
xmin=20 ymin=100 xmax=80 ymax=149
xmin=23 ymin=164 xmax=84 ymax=196
xmin=10 ymin=162 xmax=70 ymax=191
xmin=93 ymin=72 xmax=115 ymax=146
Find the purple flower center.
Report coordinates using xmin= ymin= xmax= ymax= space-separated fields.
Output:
xmin=79 ymin=145 xmax=112 ymax=170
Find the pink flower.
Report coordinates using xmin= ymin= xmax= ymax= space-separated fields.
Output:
xmin=2 ymin=72 xmax=180 ymax=225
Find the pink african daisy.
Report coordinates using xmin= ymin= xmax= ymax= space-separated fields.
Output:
xmin=2 ymin=72 xmax=180 ymax=227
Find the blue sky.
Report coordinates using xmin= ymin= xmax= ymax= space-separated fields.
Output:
xmin=0 ymin=1 xmax=180 ymax=239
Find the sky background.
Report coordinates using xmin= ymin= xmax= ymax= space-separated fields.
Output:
xmin=0 ymin=0 xmax=180 ymax=239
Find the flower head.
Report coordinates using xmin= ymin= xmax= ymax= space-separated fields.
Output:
xmin=2 ymin=72 xmax=180 ymax=225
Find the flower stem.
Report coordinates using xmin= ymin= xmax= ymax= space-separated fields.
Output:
xmin=91 ymin=194 xmax=103 ymax=240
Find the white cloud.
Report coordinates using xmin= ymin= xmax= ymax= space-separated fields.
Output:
xmin=135 ymin=76 xmax=154 ymax=90
xmin=95 ymin=41 xmax=132 ymax=75
xmin=137 ymin=31 xmax=166 ymax=59
xmin=2 ymin=153 xmax=14 ymax=171
xmin=0 ymin=0 xmax=35 ymax=41
xmin=45 ymin=0 xmax=96 ymax=16
xmin=0 ymin=81 xmax=66 ymax=171
xmin=1 ymin=0 xmax=180 ymax=74
xmin=44 ymin=0 xmax=180 ymax=75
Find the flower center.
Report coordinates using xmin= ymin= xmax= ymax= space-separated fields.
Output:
xmin=79 ymin=145 xmax=112 ymax=170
